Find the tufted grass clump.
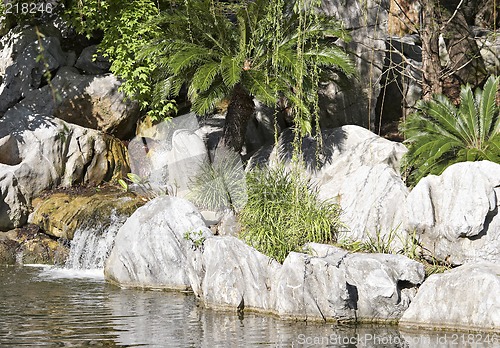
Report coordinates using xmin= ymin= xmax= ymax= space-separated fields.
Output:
xmin=239 ymin=164 xmax=344 ymax=264
xmin=188 ymin=147 xmax=247 ymax=213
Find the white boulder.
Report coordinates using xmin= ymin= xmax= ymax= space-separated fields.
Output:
xmin=0 ymin=107 xmax=128 ymax=230
xmin=400 ymin=262 xmax=500 ymax=333
xmin=104 ymin=196 xmax=213 ymax=291
xmin=405 ymin=161 xmax=500 ymax=265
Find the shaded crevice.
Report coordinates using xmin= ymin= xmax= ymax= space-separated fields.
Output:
xmin=469 ymin=205 xmax=498 ymax=241
xmin=346 ymin=283 xmax=358 ymax=311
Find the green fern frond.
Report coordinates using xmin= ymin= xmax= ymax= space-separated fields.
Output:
xmin=191 ymin=78 xmax=230 ymax=115
xmin=220 ymin=56 xmax=243 ymax=88
xmin=191 ymin=61 xmax=221 ymax=93
xmin=168 ymin=46 xmax=215 ymax=74
xmin=303 ymin=46 xmax=356 ymax=77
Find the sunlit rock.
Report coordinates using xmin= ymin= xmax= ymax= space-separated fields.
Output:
xmin=405 ymin=161 xmax=500 ymax=265
xmin=0 ymin=107 xmax=129 ymax=230
xmin=400 ymin=262 xmax=500 ymax=333
xmin=29 ymin=190 xmax=143 ymax=240
xmin=18 ymin=66 xmax=140 ymax=139
xmin=104 ymin=196 xmax=213 ymax=291
xmin=271 ymin=244 xmax=424 ymax=322
xmin=129 ymin=113 xmax=210 ymax=198
xmin=201 ymin=236 xmax=279 ymax=312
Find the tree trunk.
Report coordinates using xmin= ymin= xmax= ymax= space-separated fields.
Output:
xmin=222 ymin=83 xmax=255 ymax=153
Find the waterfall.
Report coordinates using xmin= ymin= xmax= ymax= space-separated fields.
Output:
xmin=65 ymin=211 xmax=126 ymax=271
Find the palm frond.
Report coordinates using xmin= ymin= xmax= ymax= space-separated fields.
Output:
xmin=303 ymin=46 xmax=356 ymax=77
xmin=457 ymin=85 xmax=479 ymax=145
xmin=220 ymin=56 xmax=243 ymax=88
xmin=401 ymin=75 xmax=500 ymax=186
xmin=243 ymin=70 xmax=277 ymax=106
xmin=479 ymin=75 xmax=500 ymax=143
xmin=168 ymin=46 xmax=215 ymax=75
xmin=191 ymin=78 xmax=230 ymax=115
xmin=191 ymin=61 xmax=221 ymax=93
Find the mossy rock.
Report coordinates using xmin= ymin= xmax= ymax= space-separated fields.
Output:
xmin=0 ymin=238 xmax=19 ymax=264
xmin=0 ymin=225 xmax=69 ymax=265
xmin=30 ymin=189 xmax=144 ymax=240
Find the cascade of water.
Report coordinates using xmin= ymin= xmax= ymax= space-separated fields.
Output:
xmin=65 ymin=212 xmax=126 ymax=270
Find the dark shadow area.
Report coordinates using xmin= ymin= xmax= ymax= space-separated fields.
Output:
xmin=0 ymin=106 xmax=59 ymax=144
xmin=0 ymin=134 xmax=22 ymax=166
xmin=276 ymin=127 xmax=348 ymax=171
xmin=469 ymin=204 xmax=498 ymax=241
xmin=346 ymin=283 xmax=358 ymax=311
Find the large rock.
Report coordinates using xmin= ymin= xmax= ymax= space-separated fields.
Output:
xmin=400 ymin=262 xmax=500 ymax=333
xmin=0 ymin=224 xmax=69 ymax=265
xmin=29 ymin=190 xmax=143 ymax=240
xmin=104 ymin=196 xmax=213 ymax=291
xmin=316 ymin=127 xmax=408 ymax=246
xmin=0 ymin=107 xmax=129 ymax=230
xmin=75 ymin=45 xmax=111 ymax=74
xmin=18 ymin=66 xmax=140 ymax=139
xmin=129 ymin=113 xmax=210 ymax=197
xmin=271 ymin=244 xmax=424 ymax=322
xmin=0 ymin=26 xmax=67 ymax=114
xmin=342 ymin=252 xmax=425 ymax=322
xmin=201 ymin=236 xmax=279 ymax=312
xmin=405 ymin=161 xmax=500 ymax=265
xmin=271 ymin=251 xmax=355 ymax=321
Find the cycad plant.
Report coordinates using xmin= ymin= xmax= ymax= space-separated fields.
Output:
xmin=400 ymin=75 xmax=500 ymax=186
xmin=139 ymin=0 xmax=355 ymax=151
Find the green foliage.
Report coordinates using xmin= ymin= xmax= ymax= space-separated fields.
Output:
xmin=239 ymin=164 xmax=344 ymax=263
xmin=336 ymin=228 xmax=451 ymax=278
xmin=138 ymin=0 xmax=355 ymax=136
xmin=188 ymin=147 xmax=247 ymax=212
xmin=400 ymin=75 xmax=500 ymax=186
xmin=64 ymin=0 xmax=177 ymax=120
xmin=183 ymin=229 xmax=206 ymax=251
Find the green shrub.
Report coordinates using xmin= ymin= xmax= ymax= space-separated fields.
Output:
xmin=239 ymin=164 xmax=344 ymax=263
xmin=400 ymin=75 xmax=500 ymax=186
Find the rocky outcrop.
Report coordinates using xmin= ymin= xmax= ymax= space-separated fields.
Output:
xmin=0 ymin=107 xmax=129 ymax=230
xmin=0 ymin=26 xmax=68 ymax=114
xmin=129 ymin=113 xmax=210 ymax=197
xmin=271 ymin=251 xmax=355 ymax=321
xmin=0 ymin=224 xmax=69 ymax=265
xmin=105 ymin=199 xmax=424 ymax=323
xmin=400 ymin=262 xmax=500 ymax=333
xmin=75 ymin=45 xmax=111 ymax=75
xmin=405 ymin=161 xmax=500 ymax=265
xmin=201 ymin=236 xmax=280 ymax=312
xmin=319 ymin=0 xmax=388 ymax=129
xmin=342 ymin=252 xmax=424 ymax=322
xmin=18 ymin=66 xmax=140 ymax=139
xmin=104 ymin=196 xmax=213 ymax=290
xmin=271 ymin=244 xmax=424 ymax=322
xmin=29 ymin=190 xmax=143 ymax=240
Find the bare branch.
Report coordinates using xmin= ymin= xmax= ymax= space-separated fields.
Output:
xmin=440 ymin=0 xmax=465 ymax=31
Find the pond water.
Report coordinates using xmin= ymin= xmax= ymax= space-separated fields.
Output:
xmin=1 ymin=266 xmax=495 ymax=347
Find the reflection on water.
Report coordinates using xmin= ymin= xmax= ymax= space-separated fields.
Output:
xmin=0 ymin=266 xmax=495 ymax=347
